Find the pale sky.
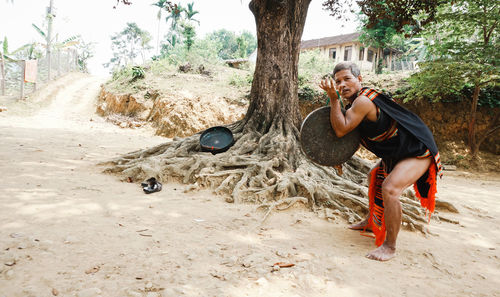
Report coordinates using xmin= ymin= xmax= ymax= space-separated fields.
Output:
xmin=0 ymin=0 xmax=359 ymax=75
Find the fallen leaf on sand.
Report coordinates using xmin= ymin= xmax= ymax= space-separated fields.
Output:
xmin=272 ymin=262 xmax=295 ymax=268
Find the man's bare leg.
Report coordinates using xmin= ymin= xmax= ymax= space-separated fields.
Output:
xmin=366 ymin=157 xmax=432 ymax=261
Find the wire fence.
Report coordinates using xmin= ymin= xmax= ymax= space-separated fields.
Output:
xmin=0 ymin=48 xmax=78 ymax=99
xmin=389 ymin=58 xmax=416 ymax=71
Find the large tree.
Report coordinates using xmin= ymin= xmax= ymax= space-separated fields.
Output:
xmin=104 ymin=22 xmax=152 ymax=71
xmin=107 ymin=0 xmax=448 ymax=230
xmin=405 ymin=0 xmax=499 ymax=158
xmin=358 ymin=18 xmax=398 ymax=73
xmin=152 ymin=0 xmax=169 ymax=55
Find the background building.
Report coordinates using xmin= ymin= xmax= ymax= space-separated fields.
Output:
xmin=300 ymin=32 xmax=403 ymax=72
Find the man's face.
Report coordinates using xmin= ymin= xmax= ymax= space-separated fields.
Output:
xmin=333 ymin=69 xmax=362 ymax=101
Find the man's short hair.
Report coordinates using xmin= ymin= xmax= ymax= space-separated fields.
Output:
xmin=333 ymin=62 xmax=361 ymax=77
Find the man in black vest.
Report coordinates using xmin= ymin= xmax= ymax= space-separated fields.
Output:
xmin=319 ymin=62 xmax=442 ymax=261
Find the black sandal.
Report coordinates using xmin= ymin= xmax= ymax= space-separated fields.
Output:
xmin=142 ymin=177 xmax=162 ymax=194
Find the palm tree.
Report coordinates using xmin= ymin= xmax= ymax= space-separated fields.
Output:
xmin=165 ymin=4 xmax=184 ymax=32
xmin=184 ymin=2 xmax=199 ymax=25
xmin=152 ymin=0 xmax=169 ymax=55
xmin=164 ymin=4 xmax=184 ymax=48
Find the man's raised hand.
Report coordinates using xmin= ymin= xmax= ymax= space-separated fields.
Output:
xmin=319 ymin=78 xmax=339 ymax=101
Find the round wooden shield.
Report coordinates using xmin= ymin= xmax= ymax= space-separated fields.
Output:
xmin=300 ymin=106 xmax=360 ymax=166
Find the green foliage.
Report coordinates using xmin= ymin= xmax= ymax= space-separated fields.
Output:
xmin=463 ymin=85 xmax=500 ymax=108
xmin=1 ymin=37 xmax=43 ymax=61
xmin=298 ymin=49 xmax=335 ymax=80
xmin=206 ymin=29 xmax=257 ymax=59
xmin=236 ymin=36 xmax=248 ymax=59
xmin=156 ymin=2 xmax=200 ymax=57
xmin=405 ymin=0 xmax=499 ymax=103
xmin=75 ymin=38 xmax=95 ymax=73
xmin=32 ymin=24 xmax=47 ymax=40
xmin=297 ymin=74 xmax=309 ymax=88
xmin=298 ymin=85 xmax=328 ymax=102
xmin=2 ymin=37 xmax=7 ymax=55
xmin=237 ymin=31 xmax=257 ymax=58
xmin=359 ymin=18 xmax=398 ymax=49
xmin=105 ymin=22 xmax=152 ymax=72
xmin=131 ymin=66 xmax=145 ymax=81
xmin=165 ymin=4 xmax=185 ymax=31
xmin=323 ymin=0 xmax=441 ymax=35
xmin=184 ymin=2 xmax=199 ymax=24
xmin=406 ymin=61 xmax=478 ymax=101
xmin=162 ymin=2 xmax=185 ymax=52
xmin=181 ymin=23 xmax=195 ymax=51
xmin=229 ymin=73 xmax=253 ymax=87
xmin=358 ymin=15 xmax=402 ymax=74
xmin=156 ymin=37 xmax=221 ymax=67
xmin=206 ymin=29 xmax=238 ymax=60
xmin=111 ymin=67 xmax=132 ymax=81
xmin=297 ymin=50 xmax=333 ymax=103
xmin=403 ymin=0 xmax=499 ymax=155
xmin=158 ymin=28 xmax=256 ymax=63
xmin=149 ymin=58 xmax=177 ymax=75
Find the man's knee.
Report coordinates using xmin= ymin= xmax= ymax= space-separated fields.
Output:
xmin=382 ymin=180 xmax=402 ymax=201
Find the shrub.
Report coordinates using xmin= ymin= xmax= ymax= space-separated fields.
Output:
xmin=229 ymin=73 xmax=253 ymax=87
xmin=131 ymin=66 xmax=145 ymax=81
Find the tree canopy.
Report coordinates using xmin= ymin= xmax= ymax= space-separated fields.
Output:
xmin=104 ymin=22 xmax=152 ymax=71
xmin=323 ymin=0 xmax=444 ymax=35
xmin=405 ymin=0 xmax=499 ymax=156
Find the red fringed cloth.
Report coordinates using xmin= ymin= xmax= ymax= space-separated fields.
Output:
xmin=367 ymin=161 xmax=438 ymax=246
xmin=351 ymin=87 xmax=442 ymax=246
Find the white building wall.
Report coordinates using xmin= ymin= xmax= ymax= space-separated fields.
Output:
xmin=308 ymin=42 xmax=377 ymax=72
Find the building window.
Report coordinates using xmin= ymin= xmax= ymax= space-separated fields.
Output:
xmin=329 ymin=48 xmax=336 ymax=60
xmin=367 ymin=49 xmax=374 ymax=62
xmin=344 ymin=46 xmax=352 ymax=61
xmin=359 ymin=47 xmax=365 ymax=61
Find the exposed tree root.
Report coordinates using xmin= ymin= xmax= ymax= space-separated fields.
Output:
xmin=102 ymin=119 xmax=454 ymax=233
xmin=257 ymin=196 xmax=309 ymax=224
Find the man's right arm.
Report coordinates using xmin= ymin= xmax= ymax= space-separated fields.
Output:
xmin=329 ymin=95 xmax=373 ymax=138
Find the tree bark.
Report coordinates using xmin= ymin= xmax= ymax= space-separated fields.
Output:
xmin=468 ymin=84 xmax=480 ymax=158
xmin=245 ymin=0 xmax=311 ymax=133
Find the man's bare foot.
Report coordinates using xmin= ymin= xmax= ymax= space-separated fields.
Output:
xmin=366 ymin=243 xmax=396 ymax=261
xmin=348 ymin=218 xmax=371 ymax=231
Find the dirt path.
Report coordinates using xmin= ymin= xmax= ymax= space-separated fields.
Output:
xmin=0 ymin=73 xmax=499 ymax=297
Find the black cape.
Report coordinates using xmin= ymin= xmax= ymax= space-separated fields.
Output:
xmin=358 ymin=87 xmax=443 ymax=177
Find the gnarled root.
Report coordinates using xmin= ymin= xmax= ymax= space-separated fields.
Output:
xmin=101 ymin=119 xmax=449 ymax=232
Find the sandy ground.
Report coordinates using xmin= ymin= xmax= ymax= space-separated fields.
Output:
xmin=0 ymin=73 xmax=499 ymax=297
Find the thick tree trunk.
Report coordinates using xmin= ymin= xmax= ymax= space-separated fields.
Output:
xmin=468 ymin=84 xmax=480 ymax=158
xmin=244 ymin=0 xmax=310 ymax=133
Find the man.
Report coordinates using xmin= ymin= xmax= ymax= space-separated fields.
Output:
xmin=319 ymin=62 xmax=442 ymax=261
